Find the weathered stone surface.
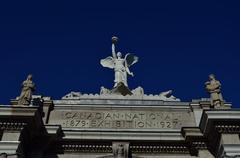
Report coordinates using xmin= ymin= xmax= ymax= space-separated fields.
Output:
xmin=49 ymin=107 xmax=195 ymax=130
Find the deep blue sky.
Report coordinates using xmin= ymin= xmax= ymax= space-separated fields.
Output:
xmin=0 ymin=1 xmax=239 ymax=107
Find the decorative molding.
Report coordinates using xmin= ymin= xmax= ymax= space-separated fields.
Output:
xmin=0 ymin=122 xmax=26 ymax=131
xmin=192 ymin=142 xmax=208 ymax=150
xmin=61 ymin=90 xmax=181 ymax=102
xmin=62 ymin=130 xmax=184 ymax=141
xmin=62 ymin=144 xmax=112 ymax=153
xmin=130 ymin=145 xmax=189 ymax=154
xmin=216 ymin=125 xmax=240 ymax=134
xmin=0 ymin=106 xmax=38 ymax=117
xmin=200 ymin=110 xmax=240 ymax=135
xmin=61 ymin=143 xmax=190 ymax=154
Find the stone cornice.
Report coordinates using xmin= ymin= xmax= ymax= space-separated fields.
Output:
xmin=62 ymin=129 xmax=184 ymax=141
xmin=61 ymin=93 xmax=181 ymax=102
xmin=0 ymin=106 xmax=41 ymax=131
xmin=53 ymin=99 xmax=188 ymax=106
xmin=0 ymin=106 xmax=38 ymax=117
xmin=61 ymin=141 xmax=190 ymax=154
xmin=130 ymin=144 xmax=189 ymax=154
xmin=218 ymin=144 xmax=240 ymax=157
xmin=0 ymin=141 xmax=19 ymax=154
xmin=200 ymin=110 xmax=240 ymax=135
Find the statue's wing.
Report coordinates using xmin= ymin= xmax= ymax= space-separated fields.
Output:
xmin=125 ymin=53 xmax=139 ymax=67
xmin=100 ymin=56 xmax=114 ymax=69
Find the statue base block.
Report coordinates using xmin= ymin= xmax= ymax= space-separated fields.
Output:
xmin=110 ymin=82 xmax=133 ymax=96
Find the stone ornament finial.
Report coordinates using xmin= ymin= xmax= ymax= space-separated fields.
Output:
xmin=205 ymin=74 xmax=224 ymax=108
xmin=18 ymin=74 xmax=35 ymax=105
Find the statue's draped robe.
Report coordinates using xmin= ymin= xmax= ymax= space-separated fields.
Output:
xmin=206 ymin=80 xmax=223 ymax=105
xmin=18 ymin=80 xmax=35 ymax=105
xmin=114 ymin=58 xmax=127 ymax=87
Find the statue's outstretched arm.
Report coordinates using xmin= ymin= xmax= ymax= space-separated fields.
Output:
xmin=126 ymin=66 xmax=134 ymax=76
xmin=112 ymin=43 xmax=117 ymax=59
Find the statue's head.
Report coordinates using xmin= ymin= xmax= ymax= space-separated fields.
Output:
xmin=27 ymin=74 xmax=33 ymax=80
xmin=209 ymin=74 xmax=215 ymax=80
xmin=117 ymin=52 xmax=122 ymax=58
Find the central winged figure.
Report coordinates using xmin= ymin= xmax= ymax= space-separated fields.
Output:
xmin=100 ymin=37 xmax=138 ymax=88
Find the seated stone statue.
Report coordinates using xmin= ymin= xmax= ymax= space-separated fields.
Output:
xmin=18 ymin=74 xmax=35 ymax=105
xmin=131 ymin=86 xmax=144 ymax=96
xmin=100 ymin=86 xmax=111 ymax=95
xmin=159 ymin=90 xmax=180 ymax=101
xmin=62 ymin=91 xmax=82 ymax=99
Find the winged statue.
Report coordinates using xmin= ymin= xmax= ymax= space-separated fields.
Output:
xmin=100 ymin=37 xmax=138 ymax=87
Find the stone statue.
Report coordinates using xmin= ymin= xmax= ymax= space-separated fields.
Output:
xmin=62 ymin=91 xmax=82 ymax=99
xmin=159 ymin=90 xmax=180 ymax=101
xmin=112 ymin=142 xmax=129 ymax=158
xmin=18 ymin=74 xmax=35 ymax=105
xmin=116 ymin=144 xmax=124 ymax=158
xmin=100 ymin=36 xmax=138 ymax=88
xmin=131 ymin=86 xmax=144 ymax=96
xmin=100 ymin=86 xmax=111 ymax=95
xmin=205 ymin=74 xmax=224 ymax=107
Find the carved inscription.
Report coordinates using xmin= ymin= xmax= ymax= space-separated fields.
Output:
xmin=56 ymin=110 xmax=194 ymax=129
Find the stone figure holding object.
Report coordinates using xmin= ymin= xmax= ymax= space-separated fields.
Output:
xmin=18 ymin=74 xmax=35 ymax=105
xmin=205 ymin=74 xmax=224 ymax=107
xmin=100 ymin=36 xmax=138 ymax=88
